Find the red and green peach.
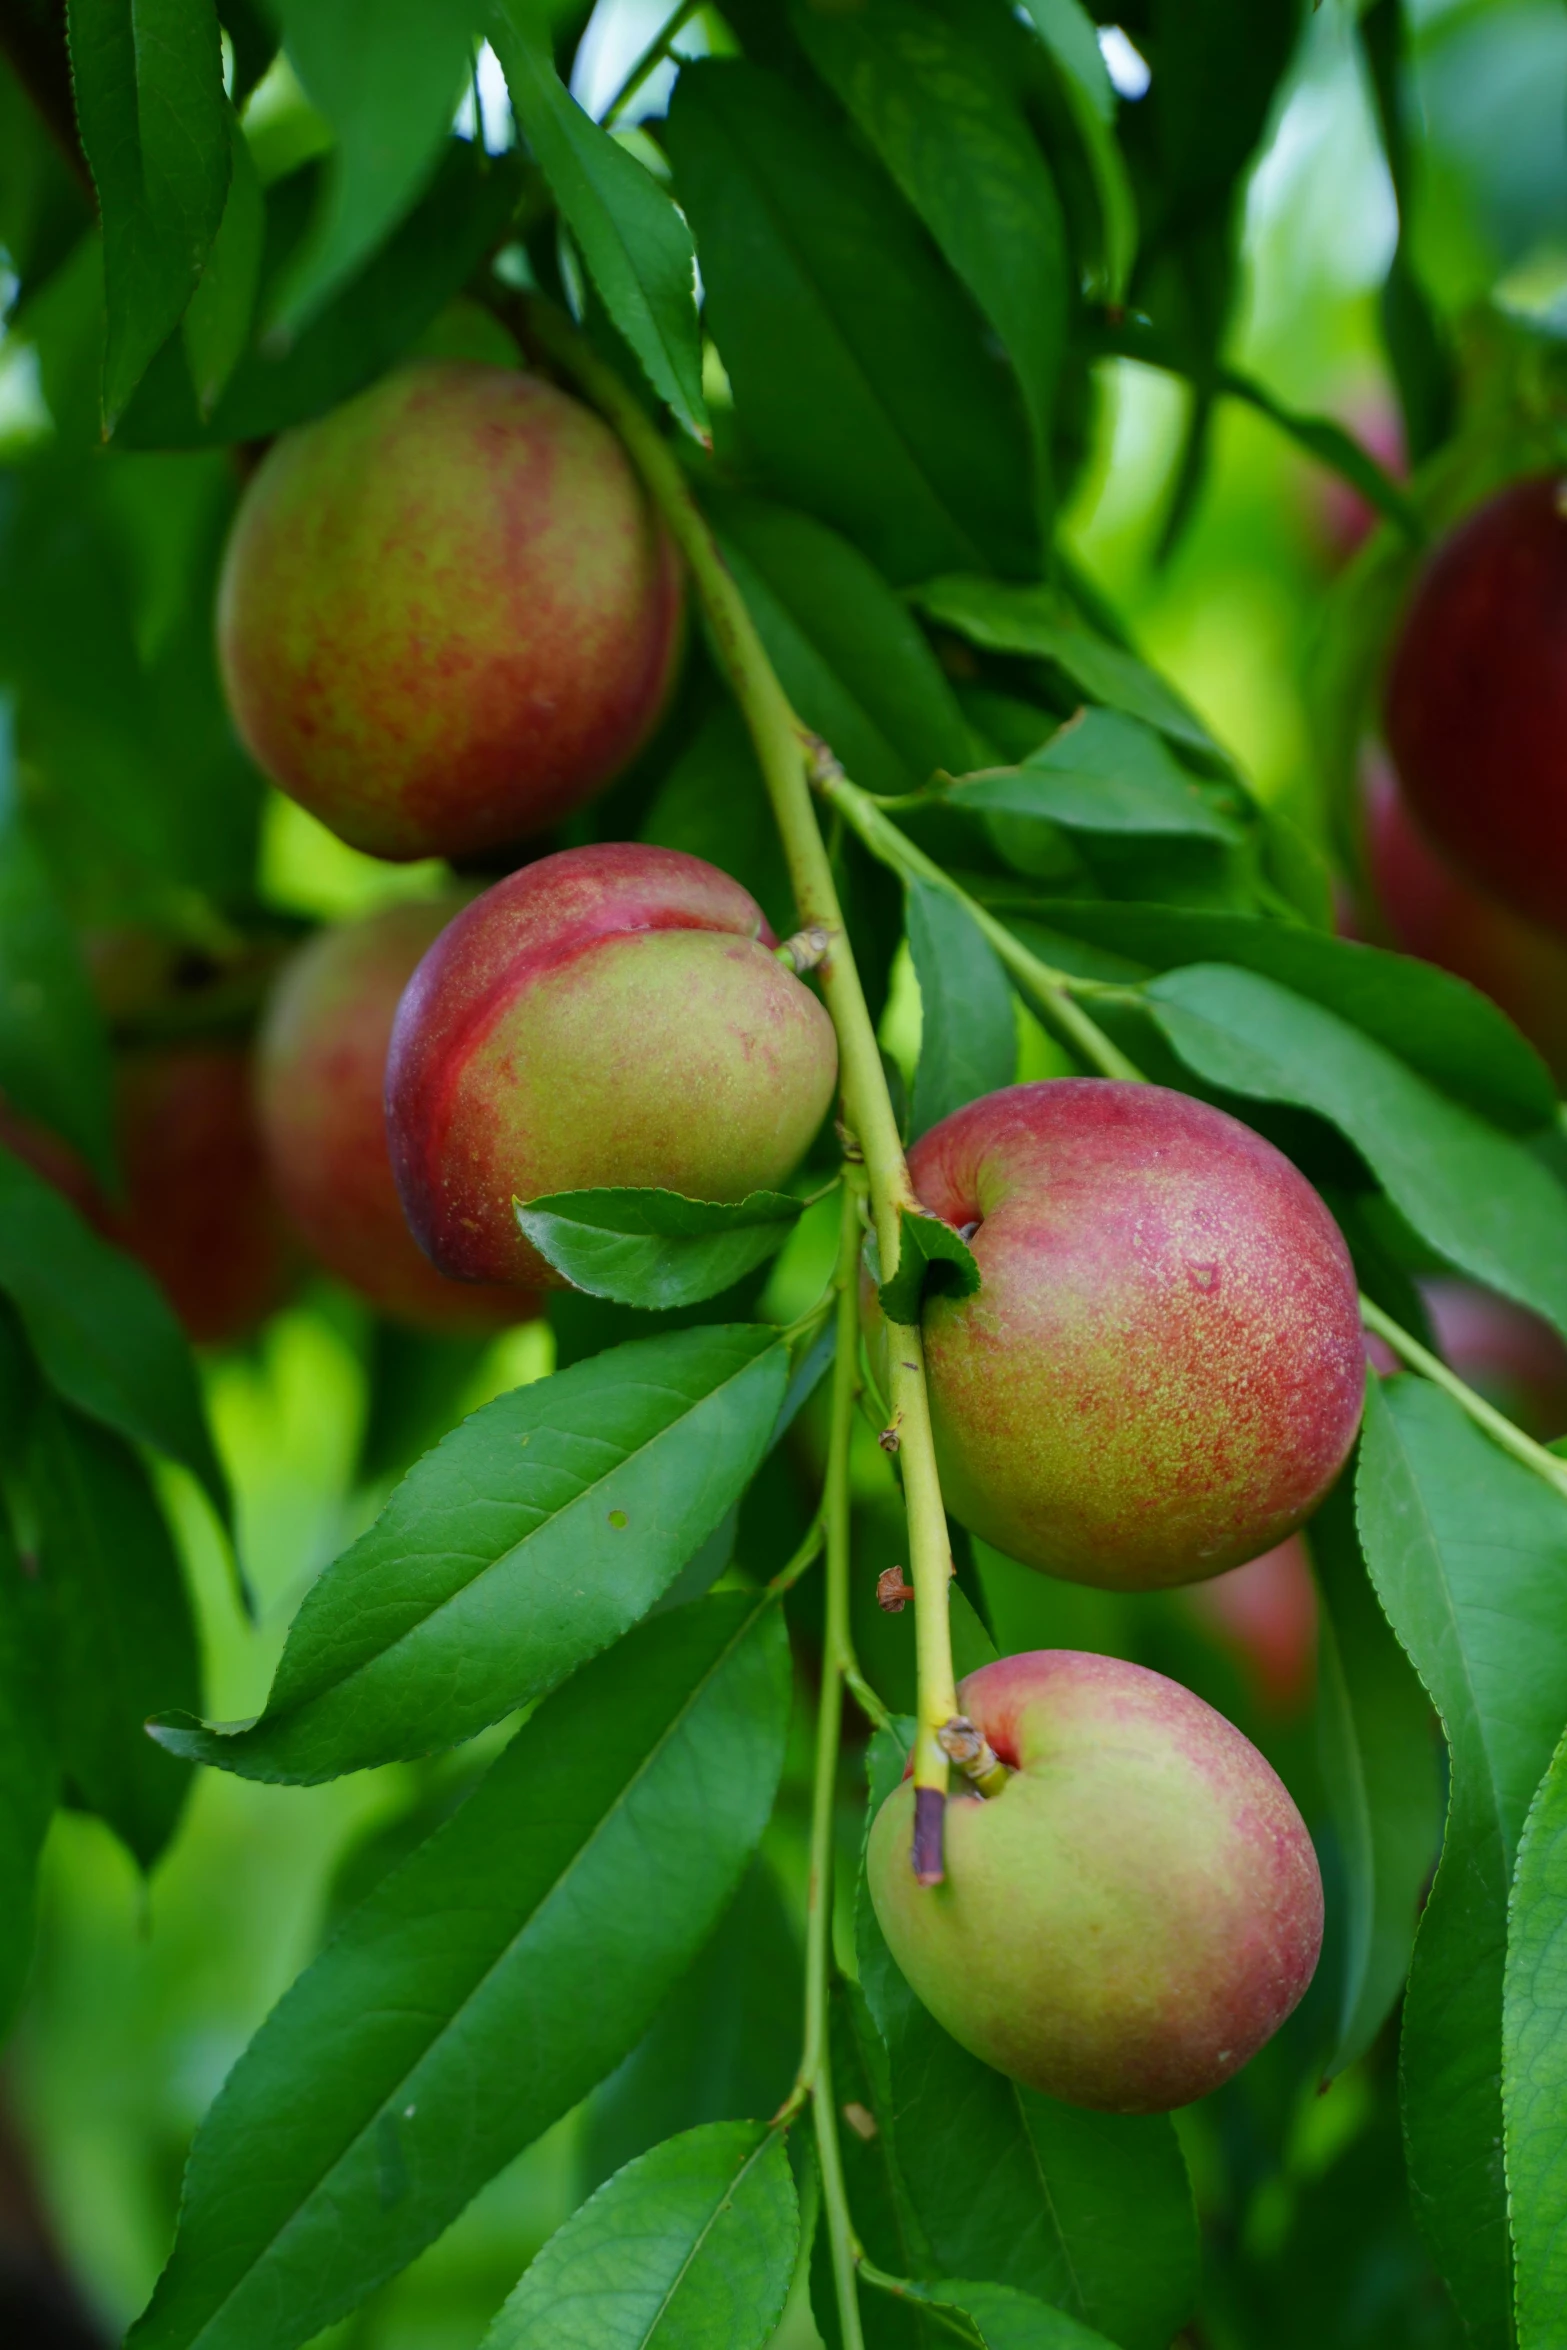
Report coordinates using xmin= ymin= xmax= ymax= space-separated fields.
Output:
xmin=386 ymin=843 xmax=839 ymax=1290
xmin=900 ymin=1080 xmax=1364 ymax=1588
xmin=868 ymin=1650 xmax=1323 ymax=2112
xmin=217 ymin=361 xmax=683 ymax=861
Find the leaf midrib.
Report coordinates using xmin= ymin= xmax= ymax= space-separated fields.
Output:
xmin=176 ymin=1593 xmax=780 ymax=2350
xmin=263 ymin=1344 xmax=780 ymax=1734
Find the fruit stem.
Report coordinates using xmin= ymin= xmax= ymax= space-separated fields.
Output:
xmin=818 ymin=770 xmax=1146 ymax=1083
xmin=782 ymin=1171 xmax=868 ymax=2350
xmin=520 ymin=293 xmax=961 ymax=1821
xmin=1360 ymin=1294 xmax=1567 ymax=1502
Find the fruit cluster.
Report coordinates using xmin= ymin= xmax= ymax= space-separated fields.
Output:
xmin=16 ymin=358 xmax=1559 ymax=2119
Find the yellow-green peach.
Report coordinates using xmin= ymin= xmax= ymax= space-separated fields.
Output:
xmin=217 ymin=361 xmax=683 ymax=861
xmin=868 ymin=1650 xmax=1323 ymax=2112
xmin=385 ymin=843 xmax=839 ymax=1289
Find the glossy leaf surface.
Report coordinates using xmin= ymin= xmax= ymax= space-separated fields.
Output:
xmin=158 ymin=1326 xmax=787 ymax=1781
xmin=130 ymin=1594 xmax=792 ymax=2350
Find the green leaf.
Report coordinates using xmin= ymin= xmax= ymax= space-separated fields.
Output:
xmin=582 ymin=1861 xmax=801 ymax=2195
xmin=181 ymin=105 xmax=263 ymax=416
xmin=712 ymin=497 xmax=974 ymax=799
xmin=0 ymin=703 xmax=115 ymax=1184
xmin=887 ymin=2278 xmax=1117 ymax=2350
xmin=1022 ymin=900 xmax=1557 ymax=1134
xmin=116 ymin=143 xmax=525 ymax=448
xmin=128 ymin=1593 xmax=792 ymax=2350
xmin=856 ymin=1744 xmax=1198 ymax=2350
xmin=794 ymin=0 xmax=1068 ymax=516
xmin=29 ymin=1394 xmax=198 ymax=1872
xmin=1019 ymin=2 xmax=1135 ymax=303
xmin=491 ymin=3 xmax=707 ymax=441
xmin=641 ymin=705 xmax=795 ymax=943
xmin=874 ymin=1211 xmax=980 ymax=1328
xmin=516 ymin=1189 xmax=805 ymax=1312
xmin=0 ymin=1146 xmax=227 ymax=1522
xmin=1309 ymin=1462 xmax=1441 ymax=2077
xmin=271 ymin=0 xmax=477 ymax=330
xmin=1357 ymin=1376 xmax=1567 ymax=2347
xmin=1145 ymin=965 xmax=1567 ymax=1347
xmin=812 ymin=1978 xmax=937 ymax=2350
xmin=908 ymin=577 xmax=1225 ymax=765
xmin=666 ymin=59 xmax=1035 ymax=584
xmin=1504 ymin=1721 xmax=1567 ymax=2350
xmin=155 ymin=1326 xmax=788 ymax=1782
xmin=952 ymin=709 xmax=1241 ymax=846
xmin=906 ymin=881 xmax=1016 ymax=1140
xmin=482 ymin=2120 xmax=798 ymax=2350
xmin=0 ymin=1486 xmax=56 ymax=2032
xmin=67 ymin=0 xmax=232 ymax=426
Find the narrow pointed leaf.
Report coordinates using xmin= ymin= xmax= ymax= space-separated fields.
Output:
xmin=482 ymin=2120 xmax=798 ymax=2350
xmin=908 ymin=578 xmax=1223 ymax=763
xmin=1504 ymin=1722 xmax=1567 ymax=2349
xmin=272 ymin=0 xmax=477 ymax=329
xmin=155 ymin=1326 xmax=788 ymax=1782
xmin=906 ymin=882 xmax=1016 ymax=1139
xmin=666 ymin=60 xmax=1034 ymax=584
xmin=712 ymin=498 xmax=973 ymax=798
xmin=129 ymin=1593 xmax=792 ymax=2350
xmin=1022 ymin=900 xmax=1556 ymax=1134
xmin=795 ymin=0 xmax=1067 ymax=507
xmin=1309 ymin=1464 xmax=1441 ymax=2076
xmin=0 ymin=1146 xmax=227 ymax=1521
xmin=1357 ymin=1376 xmax=1567 ymax=2346
xmin=516 ymin=1189 xmax=803 ymax=1310
xmin=67 ymin=0 xmax=232 ymax=425
xmin=29 ymin=1395 xmax=198 ymax=1870
xmin=491 ymin=2 xmax=706 ymax=440
xmin=182 ymin=108 xmax=263 ymax=415
xmin=1147 ymin=964 xmax=1567 ymax=1348
xmin=952 ymin=709 xmax=1240 ymax=844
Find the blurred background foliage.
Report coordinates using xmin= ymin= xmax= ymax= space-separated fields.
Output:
xmin=1 ymin=0 xmax=1565 ymax=2343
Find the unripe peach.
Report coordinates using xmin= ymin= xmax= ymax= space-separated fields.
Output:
xmin=217 ymin=362 xmax=683 ymax=861
xmin=386 ymin=844 xmax=839 ymax=1290
xmin=900 ymin=1081 xmax=1364 ymax=1588
xmin=0 ymin=1045 xmax=295 ymax=1347
xmin=868 ymin=1651 xmax=1323 ymax=2112
xmin=1385 ymin=474 xmax=1567 ymax=941
xmin=258 ymin=902 xmax=534 ymax=1332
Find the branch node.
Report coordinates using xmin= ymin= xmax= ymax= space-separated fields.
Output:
xmin=937 ymin=1715 xmax=1013 ymax=1799
xmin=876 ymin=1566 xmax=915 ymax=1613
xmin=834 ymin=1119 xmax=865 ymax=1163
xmin=877 ymin=1411 xmax=903 ymax=1455
xmin=776 ymin=923 xmax=835 ymax=975
xmin=802 ymin=730 xmax=846 ymax=788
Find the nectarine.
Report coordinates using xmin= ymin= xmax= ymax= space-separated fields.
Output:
xmin=217 ymin=361 xmax=683 ymax=861
xmin=868 ymin=1650 xmax=1323 ymax=2112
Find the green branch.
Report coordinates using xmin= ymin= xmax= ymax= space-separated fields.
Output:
xmin=787 ymin=1170 xmax=870 ymax=2348
xmin=522 ymin=293 xmax=961 ymax=1811
xmin=819 ymin=767 xmax=1145 ymax=1082
xmin=1361 ymin=1294 xmax=1567 ymax=1505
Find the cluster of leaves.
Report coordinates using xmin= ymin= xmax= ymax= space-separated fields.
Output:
xmin=2 ymin=2 xmax=1567 ymax=2347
